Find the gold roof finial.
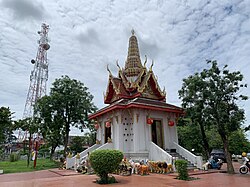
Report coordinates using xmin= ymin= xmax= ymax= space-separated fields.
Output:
xmin=131 ymin=29 xmax=135 ymax=35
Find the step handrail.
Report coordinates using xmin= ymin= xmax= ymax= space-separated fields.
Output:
xmin=149 ymin=142 xmax=173 ymax=164
xmin=173 ymin=142 xmax=202 ymax=169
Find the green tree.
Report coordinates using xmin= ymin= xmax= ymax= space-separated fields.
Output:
xmin=228 ymin=130 xmax=250 ymax=155
xmin=179 ymin=60 xmax=248 ymax=174
xmin=15 ymin=118 xmax=38 ymax=166
xmin=70 ymin=136 xmax=87 ymax=154
xmin=0 ymin=107 xmax=13 ymax=144
xmin=177 ymin=125 xmax=203 ymax=154
xmin=69 ymin=133 xmax=96 ymax=154
xmin=35 ymin=96 xmax=64 ymax=159
xmin=84 ymin=132 xmax=96 ymax=146
xmin=35 ymin=75 xmax=96 ymax=156
xmin=178 ymin=124 xmax=250 ymax=156
xmin=178 ymin=72 xmax=212 ymax=159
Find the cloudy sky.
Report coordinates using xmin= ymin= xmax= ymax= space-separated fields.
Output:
xmin=0 ymin=0 xmax=250 ymax=138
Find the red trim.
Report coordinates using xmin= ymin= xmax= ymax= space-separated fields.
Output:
xmin=104 ymin=79 xmax=116 ymax=103
xmin=118 ymin=92 xmax=141 ymax=99
xmin=89 ymin=103 xmax=183 ymax=120
xmin=149 ymin=76 xmax=164 ymax=98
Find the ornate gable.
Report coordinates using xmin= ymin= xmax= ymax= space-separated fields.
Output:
xmin=104 ymin=30 xmax=166 ymax=104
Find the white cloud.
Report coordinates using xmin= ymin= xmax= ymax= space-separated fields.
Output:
xmin=0 ymin=0 xmax=249 ymax=139
xmin=1 ymin=0 xmax=46 ymax=20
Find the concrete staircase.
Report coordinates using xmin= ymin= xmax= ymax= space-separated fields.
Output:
xmin=124 ymin=152 xmax=149 ymax=162
xmin=166 ymin=149 xmax=197 ymax=170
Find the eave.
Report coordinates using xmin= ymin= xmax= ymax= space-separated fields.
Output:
xmin=89 ymin=99 xmax=183 ymax=120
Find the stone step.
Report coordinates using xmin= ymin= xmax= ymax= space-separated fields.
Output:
xmin=166 ymin=151 xmax=197 ymax=170
xmin=124 ymin=152 xmax=149 ymax=159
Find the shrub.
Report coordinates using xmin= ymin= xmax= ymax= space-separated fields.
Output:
xmin=175 ymin=160 xmax=189 ymax=180
xmin=9 ymin=153 xmax=20 ymax=162
xmin=90 ymin=149 xmax=123 ymax=184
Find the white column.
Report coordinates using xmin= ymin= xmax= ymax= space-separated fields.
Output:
xmin=133 ymin=111 xmax=140 ymax=152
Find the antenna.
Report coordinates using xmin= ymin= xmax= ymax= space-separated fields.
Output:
xmin=21 ymin=23 xmax=50 ymax=130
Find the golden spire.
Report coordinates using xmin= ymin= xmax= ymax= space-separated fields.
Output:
xmin=124 ymin=30 xmax=143 ymax=78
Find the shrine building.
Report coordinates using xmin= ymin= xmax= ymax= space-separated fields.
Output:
xmin=66 ymin=31 xmax=203 ymax=169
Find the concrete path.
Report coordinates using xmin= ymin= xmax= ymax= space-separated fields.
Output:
xmin=0 ymin=162 xmax=249 ymax=187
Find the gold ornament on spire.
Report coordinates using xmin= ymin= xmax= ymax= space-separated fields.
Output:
xmin=124 ymin=30 xmax=143 ymax=78
xmin=131 ymin=29 xmax=135 ymax=35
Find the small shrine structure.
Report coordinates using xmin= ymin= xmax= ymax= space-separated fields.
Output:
xmin=66 ymin=31 xmax=203 ymax=169
xmin=89 ymin=30 xmax=183 ymax=158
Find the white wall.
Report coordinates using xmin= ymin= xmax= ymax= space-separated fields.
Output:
xmin=94 ymin=108 xmax=179 ymax=153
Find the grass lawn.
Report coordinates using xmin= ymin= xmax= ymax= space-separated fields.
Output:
xmin=0 ymin=158 xmax=60 ymax=174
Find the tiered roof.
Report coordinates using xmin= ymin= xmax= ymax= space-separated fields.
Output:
xmin=104 ymin=30 xmax=166 ymax=104
xmin=89 ymin=30 xmax=183 ymax=120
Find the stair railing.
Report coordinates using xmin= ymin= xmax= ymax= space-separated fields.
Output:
xmin=149 ymin=142 xmax=173 ymax=164
xmin=173 ymin=142 xmax=203 ymax=169
xmin=66 ymin=143 xmax=113 ymax=169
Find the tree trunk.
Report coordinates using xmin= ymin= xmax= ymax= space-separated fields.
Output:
xmin=198 ymin=122 xmax=210 ymax=160
xmin=27 ymin=134 xmax=32 ymax=167
xmin=100 ymin=173 xmax=109 ymax=184
xmin=64 ymin=123 xmax=70 ymax=157
xmin=220 ymin=132 xmax=234 ymax=174
xmin=50 ymin=146 xmax=56 ymax=160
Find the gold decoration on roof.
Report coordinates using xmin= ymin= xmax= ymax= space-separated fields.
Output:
xmin=107 ymin=64 xmax=112 ymax=76
xmin=144 ymin=55 xmax=147 ymax=68
xmin=116 ymin=60 xmax=121 ymax=71
xmin=149 ymin=60 xmax=154 ymax=71
xmin=124 ymin=31 xmax=143 ymax=78
xmin=131 ymin=29 xmax=135 ymax=35
xmin=104 ymin=30 xmax=166 ymax=104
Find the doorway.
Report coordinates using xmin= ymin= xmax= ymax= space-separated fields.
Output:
xmin=105 ymin=126 xmax=111 ymax=143
xmin=151 ymin=120 xmax=164 ymax=148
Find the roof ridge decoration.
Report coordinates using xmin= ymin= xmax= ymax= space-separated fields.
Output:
xmin=107 ymin=64 xmax=113 ymax=77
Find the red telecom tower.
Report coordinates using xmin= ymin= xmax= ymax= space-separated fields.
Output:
xmin=23 ymin=23 xmax=50 ymax=119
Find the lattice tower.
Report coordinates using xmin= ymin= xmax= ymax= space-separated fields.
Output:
xmin=23 ymin=23 xmax=50 ymax=119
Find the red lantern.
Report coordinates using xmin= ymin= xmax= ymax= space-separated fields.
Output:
xmin=94 ymin=123 xmax=99 ymax=130
xmin=105 ymin=121 xmax=111 ymax=128
xmin=147 ymin=118 xmax=153 ymax=125
xmin=168 ymin=121 xmax=174 ymax=127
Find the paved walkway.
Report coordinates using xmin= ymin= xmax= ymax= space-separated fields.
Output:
xmin=0 ymin=162 xmax=249 ymax=187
